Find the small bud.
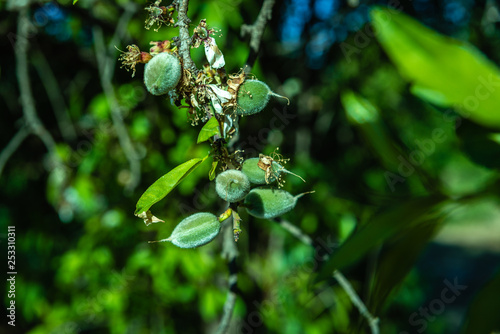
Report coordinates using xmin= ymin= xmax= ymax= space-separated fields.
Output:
xmin=215 ymin=169 xmax=250 ymax=202
xmin=144 ymin=52 xmax=181 ymax=96
xmin=150 ymin=212 xmax=220 ymax=248
xmin=236 ymin=80 xmax=289 ymax=116
xmin=244 ymin=187 xmax=311 ymax=219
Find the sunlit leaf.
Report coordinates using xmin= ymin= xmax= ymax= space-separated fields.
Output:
xmin=315 ymin=196 xmax=444 ymax=283
xmin=197 ymin=117 xmax=220 ymax=143
xmin=135 ymin=156 xmax=208 ymax=217
xmin=371 ymin=7 xmax=500 ymax=128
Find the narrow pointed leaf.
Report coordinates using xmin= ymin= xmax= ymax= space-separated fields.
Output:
xmin=368 ymin=217 xmax=444 ymax=314
xmin=135 ymin=156 xmax=208 ymax=216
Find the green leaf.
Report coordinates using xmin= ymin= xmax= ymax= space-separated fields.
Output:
xmin=73 ymin=0 xmax=78 ymax=4
xmin=315 ymin=196 xmax=444 ymax=283
xmin=135 ymin=156 xmax=208 ymax=216
xmin=340 ymin=91 xmax=400 ymax=169
xmin=371 ymin=7 xmax=500 ymax=128
xmin=368 ymin=217 xmax=443 ymax=314
xmin=197 ymin=117 xmax=220 ymax=143
xmin=461 ymin=270 xmax=500 ymax=334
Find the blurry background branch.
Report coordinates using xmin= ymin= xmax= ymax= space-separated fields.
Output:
xmin=92 ymin=4 xmax=140 ymax=195
xmin=0 ymin=125 xmax=30 ymax=178
xmin=333 ymin=270 xmax=380 ymax=334
xmin=14 ymin=6 xmax=65 ymax=174
xmin=32 ymin=51 xmax=77 ymax=142
xmin=241 ymin=0 xmax=275 ymax=72
xmin=273 ymin=217 xmax=380 ymax=334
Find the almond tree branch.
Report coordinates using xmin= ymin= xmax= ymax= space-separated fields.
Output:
xmin=174 ymin=0 xmax=198 ymax=74
xmin=272 ymin=217 xmax=380 ymax=334
xmin=241 ymin=0 xmax=276 ymax=72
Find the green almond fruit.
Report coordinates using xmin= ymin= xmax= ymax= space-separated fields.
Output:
xmin=236 ymin=80 xmax=271 ymax=116
xmin=236 ymin=80 xmax=289 ymax=116
xmin=144 ymin=52 xmax=181 ymax=96
xmin=215 ymin=169 xmax=250 ymax=202
xmin=151 ymin=212 xmax=220 ymax=248
xmin=244 ymin=187 xmax=303 ymax=219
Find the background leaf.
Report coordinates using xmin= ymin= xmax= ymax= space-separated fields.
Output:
xmin=368 ymin=217 xmax=444 ymax=314
xmin=315 ymin=196 xmax=444 ymax=282
xmin=371 ymin=7 xmax=500 ymax=128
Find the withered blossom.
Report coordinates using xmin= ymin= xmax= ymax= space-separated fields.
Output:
xmin=149 ymin=40 xmax=172 ymax=55
xmin=192 ymin=19 xmax=225 ymax=69
xmin=145 ymin=1 xmax=175 ymax=32
xmin=117 ymin=45 xmax=152 ymax=78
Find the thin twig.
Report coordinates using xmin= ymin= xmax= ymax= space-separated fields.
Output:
xmin=333 ymin=270 xmax=380 ymax=334
xmin=241 ymin=0 xmax=276 ymax=72
xmin=175 ymin=0 xmax=198 ymax=74
xmin=273 ymin=218 xmax=315 ymax=248
xmin=273 ymin=218 xmax=380 ymax=334
xmin=217 ymin=205 xmax=240 ymax=334
xmin=93 ymin=26 xmax=141 ymax=195
xmin=32 ymin=51 xmax=77 ymax=142
xmin=107 ymin=3 xmax=137 ymax=79
xmin=0 ymin=125 xmax=30 ymax=178
xmin=15 ymin=7 xmax=65 ymax=172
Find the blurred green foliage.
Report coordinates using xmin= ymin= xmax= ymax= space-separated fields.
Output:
xmin=1 ymin=0 xmax=500 ymax=333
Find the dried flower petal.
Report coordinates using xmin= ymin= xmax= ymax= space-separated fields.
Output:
xmin=204 ymin=37 xmax=225 ymax=69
